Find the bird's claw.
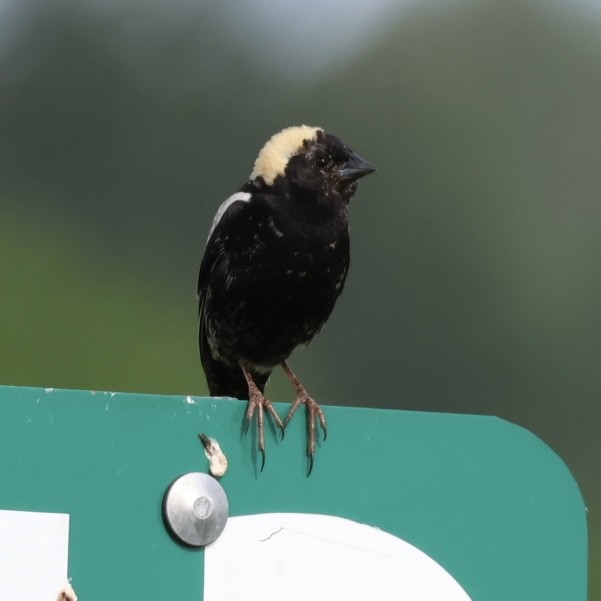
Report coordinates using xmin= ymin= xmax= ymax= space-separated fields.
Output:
xmin=242 ymin=378 xmax=284 ymax=472
xmin=284 ymin=393 xmax=327 ymax=476
xmin=307 ymin=452 xmax=314 ymax=478
xmin=242 ymin=414 xmax=251 ymax=436
xmin=264 ymin=399 xmax=285 ymax=440
xmin=318 ymin=412 xmax=327 ymax=442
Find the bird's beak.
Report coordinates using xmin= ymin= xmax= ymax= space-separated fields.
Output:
xmin=338 ymin=152 xmax=376 ymax=181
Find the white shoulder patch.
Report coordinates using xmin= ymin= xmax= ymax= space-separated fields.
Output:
xmin=250 ymin=125 xmax=322 ymax=185
xmin=208 ymin=191 xmax=251 ymax=241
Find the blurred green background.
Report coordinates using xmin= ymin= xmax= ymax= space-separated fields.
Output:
xmin=1 ymin=0 xmax=599 ymax=595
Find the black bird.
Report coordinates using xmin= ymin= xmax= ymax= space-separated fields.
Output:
xmin=197 ymin=125 xmax=375 ymax=473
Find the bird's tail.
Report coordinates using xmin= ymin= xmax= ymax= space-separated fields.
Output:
xmin=200 ymin=330 xmax=269 ymax=400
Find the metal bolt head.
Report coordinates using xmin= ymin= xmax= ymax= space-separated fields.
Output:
xmin=163 ymin=472 xmax=229 ymax=547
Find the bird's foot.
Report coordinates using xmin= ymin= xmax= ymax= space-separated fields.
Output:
xmin=243 ymin=378 xmax=285 ymax=472
xmin=284 ymin=393 xmax=327 ymax=476
xmin=282 ymin=368 xmax=327 ymax=477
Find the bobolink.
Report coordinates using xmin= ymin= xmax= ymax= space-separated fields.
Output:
xmin=197 ymin=125 xmax=375 ymax=473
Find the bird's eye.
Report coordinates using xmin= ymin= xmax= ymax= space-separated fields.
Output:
xmin=314 ymin=153 xmax=330 ymax=169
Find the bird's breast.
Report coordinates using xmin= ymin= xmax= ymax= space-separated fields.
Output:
xmin=205 ymin=206 xmax=350 ymax=366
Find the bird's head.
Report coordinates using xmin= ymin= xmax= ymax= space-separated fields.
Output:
xmin=250 ymin=125 xmax=375 ymax=203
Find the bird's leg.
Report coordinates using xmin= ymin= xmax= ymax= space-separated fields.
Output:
xmin=281 ymin=361 xmax=327 ymax=476
xmin=239 ymin=362 xmax=284 ymax=471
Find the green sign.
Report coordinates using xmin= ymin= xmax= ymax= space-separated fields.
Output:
xmin=0 ymin=385 xmax=587 ymax=599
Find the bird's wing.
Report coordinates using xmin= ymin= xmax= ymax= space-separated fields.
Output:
xmin=197 ymin=192 xmax=254 ymax=396
xmin=197 ymin=191 xmax=252 ymax=312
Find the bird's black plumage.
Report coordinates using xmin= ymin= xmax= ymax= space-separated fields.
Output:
xmin=197 ymin=125 xmax=374 ymax=470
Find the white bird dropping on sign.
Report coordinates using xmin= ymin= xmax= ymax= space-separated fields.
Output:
xmin=199 ymin=433 xmax=228 ymax=477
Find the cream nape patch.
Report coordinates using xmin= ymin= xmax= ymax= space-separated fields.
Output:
xmin=250 ymin=125 xmax=322 ymax=185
